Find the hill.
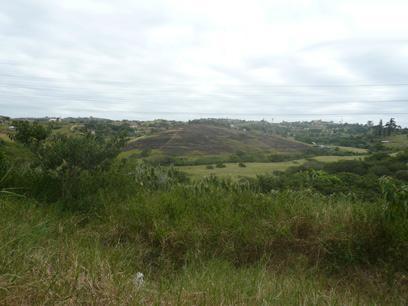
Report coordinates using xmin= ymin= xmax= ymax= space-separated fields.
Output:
xmin=125 ymin=123 xmax=310 ymax=156
xmin=1 ymin=117 xmax=407 ymax=304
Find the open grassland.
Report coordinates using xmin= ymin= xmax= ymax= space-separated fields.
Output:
xmin=0 ymin=133 xmax=11 ymax=142
xmin=327 ymin=145 xmax=369 ymax=154
xmin=0 ymin=189 xmax=406 ymax=305
xmin=0 ymin=141 xmax=34 ymax=162
xmin=384 ymin=134 xmax=408 ymax=150
xmin=178 ymin=155 xmax=365 ymax=178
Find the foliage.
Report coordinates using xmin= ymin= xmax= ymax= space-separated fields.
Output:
xmin=10 ymin=120 xmax=50 ymax=146
xmin=215 ymin=162 xmax=226 ymax=168
xmin=37 ymin=134 xmax=124 ymax=172
xmin=380 ymin=177 xmax=408 ymax=220
xmin=0 ymin=197 xmax=406 ymax=304
xmin=0 ymin=118 xmax=407 ymax=303
xmin=129 ymin=161 xmax=189 ymax=190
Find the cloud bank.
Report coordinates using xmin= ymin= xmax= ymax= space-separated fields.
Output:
xmin=1 ymin=0 xmax=408 ymax=124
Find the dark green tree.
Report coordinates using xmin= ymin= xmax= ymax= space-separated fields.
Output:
xmin=377 ymin=119 xmax=383 ymax=137
xmin=385 ymin=118 xmax=399 ymax=136
xmin=36 ymin=134 xmax=126 ymax=199
xmin=11 ymin=121 xmax=50 ymax=146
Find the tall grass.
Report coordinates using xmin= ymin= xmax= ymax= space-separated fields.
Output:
xmin=0 ymin=152 xmax=407 ymax=304
xmin=0 ymin=184 xmax=407 ymax=304
xmin=102 ymin=187 xmax=407 ymax=271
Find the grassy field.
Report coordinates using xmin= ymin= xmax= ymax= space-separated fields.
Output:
xmin=327 ymin=145 xmax=368 ymax=154
xmin=0 ymin=133 xmax=11 ymax=142
xmin=0 ymin=190 xmax=406 ymax=305
xmin=178 ymin=155 xmax=365 ymax=178
xmin=384 ymin=134 xmax=408 ymax=150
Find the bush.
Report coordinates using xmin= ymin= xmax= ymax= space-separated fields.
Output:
xmin=369 ymin=165 xmax=392 ymax=176
xmin=215 ymin=162 xmax=226 ymax=168
xmin=324 ymin=160 xmax=368 ymax=175
xmin=29 ymin=134 xmax=126 ymax=206
xmin=380 ymin=177 xmax=408 ymax=220
xmin=238 ymin=162 xmax=246 ymax=168
xmin=101 ymin=185 xmax=408 ymax=272
xmin=139 ymin=148 xmax=151 ymax=158
xmin=206 ymin=165 xmax=214 ymax=169
xmin=10 ymin=120 xmax=50 ymax=146
xmin=396 ymin=170 xmax=408 ymax=181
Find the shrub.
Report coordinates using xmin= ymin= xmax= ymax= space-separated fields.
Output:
xmin=396 ymin=170 xmax=408 ymax=181
xmin=31 ymin=134 xmax=126 ymax=206
xmin=369 ymin=165 xmax=392 ymax=176
xmin=380 ymin=177 xmax=408 ymax=220
xmin=215 ymin=162 xmax=226 ymax=168
xmin=130 ymin=161 xmax=189 ymax=190
xmin=10 ymin=120 xmax=50 ymax=146
xmin=238 ymin=162 xmax=246 ymax=168
xmin=206 ymin=165 xmax=214 ymax=169
xmin=324 ymin=160 xmax=368 ymax=175
xmin=139 ymin=148 xmax=151 ymax=158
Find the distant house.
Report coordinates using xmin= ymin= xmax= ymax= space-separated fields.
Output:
xmin=8 ymin=125 xmax=15 ymax=130
xmin=381 ymin=140 xmax=390 ymax=143
xmin=49 ymin=118 xmax=60 ymax=122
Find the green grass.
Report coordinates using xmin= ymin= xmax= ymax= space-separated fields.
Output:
xmin=0 ymin=188 xmax=406 ymax=305
xmin=327 ymin=145 xmax=369 ymax=154
xmin=118 ymin=148 xmax=141 ymax=159
xmin=0 ymin=141 xmax=33 ymax=162
xmin=384 ymin=134 xmax=408 ymax=150
xmin=178 ymin=155 xmax=365 ymax=179
xmin=0 ymin=133 xmax=11 ymax=142
xmin=51 ymin=123 xmax=75 ymax=135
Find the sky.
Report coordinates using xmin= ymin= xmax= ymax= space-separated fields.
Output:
xmin=1 ymin=0 xmax=408 ymax=125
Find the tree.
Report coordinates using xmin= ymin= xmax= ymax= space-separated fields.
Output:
xmin=377 ymin=119 xmax=384 ymax=137
xmin=385 ymin=118 xmax=399 ymax=136
xmin=38 ymin=134 xmax=124 ymax=172
xmin=36 ymin=134 xmax=126 ymax=199
xmin=11 ymin=121 xmax=50 ymax=146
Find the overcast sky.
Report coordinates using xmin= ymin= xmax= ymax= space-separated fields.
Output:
xmin=1 ymin=0 xmax=408 ymax=124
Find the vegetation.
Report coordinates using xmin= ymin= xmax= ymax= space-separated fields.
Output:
xmin=178 ymin=156 xmax=364 ymax=179
xmin=0 ymin=117 xmax=407 ymax=304
xmin=10 ymin=120 xmax=50 ymax=146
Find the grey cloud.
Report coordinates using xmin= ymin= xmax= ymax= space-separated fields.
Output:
xmin=1 ymin=0 xmax=408 ymax=125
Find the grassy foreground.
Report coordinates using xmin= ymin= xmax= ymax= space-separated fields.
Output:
xmin=0 ymin=187 xmax=406 ymax=305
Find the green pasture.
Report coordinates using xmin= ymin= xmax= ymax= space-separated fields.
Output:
xmin=178 ymin=155 xmax=365 ymax=179
xmin=384 ymin=134 xmax=408 ymax=150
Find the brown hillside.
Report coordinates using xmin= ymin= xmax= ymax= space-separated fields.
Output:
xmin=125 ymin=124 xmax=310 ymax=156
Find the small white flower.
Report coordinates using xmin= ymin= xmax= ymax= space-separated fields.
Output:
xmin=133 ymin=272 xmax=144 ymax=287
